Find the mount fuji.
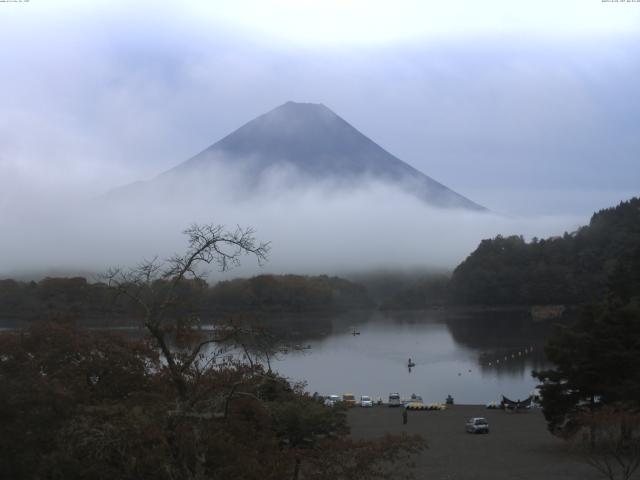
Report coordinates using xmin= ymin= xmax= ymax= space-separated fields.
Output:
xmin=111 ymin=101 xmax=485 ymax=211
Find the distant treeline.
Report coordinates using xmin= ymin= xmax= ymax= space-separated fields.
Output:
xmin=210 ymin=274 xmax=371 ymax=312
xmin=0 ymin=274 xmax=372 ymax=325
xmin=2 ymin=198 xmax=639 ymax=321
xmin=449 ymin=197 xmax=640 ymax=305
xmin=378 ymin=274 xmax=449 ymax=310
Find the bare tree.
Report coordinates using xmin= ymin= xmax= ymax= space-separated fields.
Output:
xmin=104 ymin=223 xmax=270 ymax=401
xmin=571 ymin=407 xmax=640 ymax=480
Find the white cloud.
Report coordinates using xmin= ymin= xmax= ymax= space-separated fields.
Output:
xmin=0 ymin=0 xmax=636 ymax=279
xmin=192 ymin=0 xmax=640 ymax=47
xmin=0 ymin=166 xmax=588 ymax=278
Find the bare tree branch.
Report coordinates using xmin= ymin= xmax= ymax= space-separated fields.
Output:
xmin=102 ymin=223 xmax=269 ymax=401
xmin=572 ymin=407 xmax=640 ymax=480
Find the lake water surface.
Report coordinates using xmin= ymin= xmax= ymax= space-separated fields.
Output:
xmin=0 ymin=309 xmax=552 ymax=405
xmin=270 ymin=310 xmax=551 ymax=404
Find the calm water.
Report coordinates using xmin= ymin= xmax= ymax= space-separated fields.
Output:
xmin=270 ymin=310 xmax=551 ymax=404
xmin=0 ymin=309 xmax=552 ymax=404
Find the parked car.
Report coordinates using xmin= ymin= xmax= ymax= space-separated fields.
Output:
xmin=405 ymin=393 xmax=426 ymax=410
xmin=466 ymin=417 xmax=490 ymax=434
xmin=360 ymin=395 xmax=373 ymax=407
xmin=404 ymin=393 xmax=423 ymax=405
xmin=388 ymin=392 xmax=402 ymax=407
xmin=324 ymin=394 xmax=342 ymax=407
xmin=342 ymin=393 xmax=357 ymax=407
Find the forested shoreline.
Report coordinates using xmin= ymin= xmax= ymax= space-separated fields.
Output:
xmin=2 ymin=198 xmax=638 ymax=325
xmin=0 ymin=274 xmax=372 ymax=326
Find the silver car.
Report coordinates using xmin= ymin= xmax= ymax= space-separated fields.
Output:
xmin=324 ymin=394 xmax=342 ymax=407
xmin=466 ymin=417 xmax=489 ymax=434
xmin=360 ymin=395 xmax=373 ymax=407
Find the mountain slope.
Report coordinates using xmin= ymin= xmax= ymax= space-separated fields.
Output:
xmin=115 ymin=101 xmax=485 ymax=211
xmin=449 ymin=197 xmax=640 ymax=305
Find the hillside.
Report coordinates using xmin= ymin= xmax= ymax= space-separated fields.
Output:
xmin=448 ymin=197 xmax=640 ymax=305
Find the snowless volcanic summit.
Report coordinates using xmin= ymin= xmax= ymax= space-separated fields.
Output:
xmin=117 ymin=101 xmax=485 ymax=211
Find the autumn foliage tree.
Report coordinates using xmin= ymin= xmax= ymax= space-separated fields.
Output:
xmin=0 ymin=321 xmax=164 ymax=479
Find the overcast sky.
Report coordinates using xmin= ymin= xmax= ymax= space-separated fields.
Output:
xmin=1 ymin=0 xmax=638 ymax=216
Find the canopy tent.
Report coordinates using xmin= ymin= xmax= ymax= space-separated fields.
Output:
xmin=500 ymin=395 xmax=534 ymax=410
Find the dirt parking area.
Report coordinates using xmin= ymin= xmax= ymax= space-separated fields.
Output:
xmin=348 ymin=405 xmax=601 ymax=480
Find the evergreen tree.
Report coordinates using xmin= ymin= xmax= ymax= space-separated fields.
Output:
xmin=533 ymin=248 xmax=640 ymax=436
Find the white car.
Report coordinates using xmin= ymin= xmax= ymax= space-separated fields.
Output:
xmin=388 ymin=392 xmax=402 ymax=407
xmin=360 ymin=395 xmax=373 ymax=407
xmin=466 ymin=417 xmax=490 ymax=434
xmin=324 ymin=395 xmax=342 ymax=407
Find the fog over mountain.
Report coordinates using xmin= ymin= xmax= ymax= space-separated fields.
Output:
xmin=1 ymin=1 xmax=635 ymax=279
xmin=0 ymin=102 xmax=584 ymax=279
xmin=111 ymin=102 xmax=485 ymax=211
xmin=0 ymin=103 xmax=591 ymax=279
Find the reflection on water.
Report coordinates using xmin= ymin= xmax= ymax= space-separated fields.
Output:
xmin=270 ymin=309 xmax=552 ymax=404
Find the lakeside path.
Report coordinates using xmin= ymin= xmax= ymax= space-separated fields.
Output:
xmin=348 ymin=405 xmax=600 ymax=480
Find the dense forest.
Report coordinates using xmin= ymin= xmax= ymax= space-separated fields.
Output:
xmin=529 ymin=214 xmax=640 ymax=472
xmin=210 ymin=275 xmax=371 ymax=312
xmin=449 ymin=197 xmax=640 ymax=306
xmin=378 ymin=274 xmax=449 ymax=310
xmin=0 ymin=274 xmax=372 ymax=326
